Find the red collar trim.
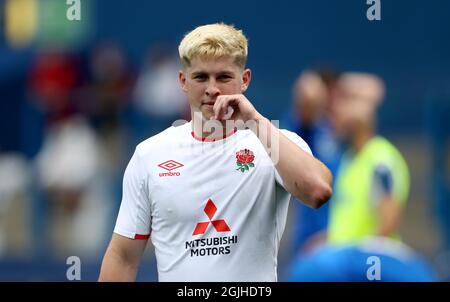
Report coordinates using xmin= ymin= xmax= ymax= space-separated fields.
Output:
xmin=191 ymin=128 xmax=238 ymax=142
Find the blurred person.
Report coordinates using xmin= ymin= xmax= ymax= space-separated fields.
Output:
xmin=327 ymin=73 xmax=410 ymax=244
xmin=281 ymin=70 xmax=342 ymax=258
xmin=133 ymin=43 xmax=189 ymax=139
xmin=287 ymin=236 xmax=437 ymax=282
xmin=29 ymin=51 xmax=111 ymax=257
xmin=99 ymin=23 xmax=332 ymax=282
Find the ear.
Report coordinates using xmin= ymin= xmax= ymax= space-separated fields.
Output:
xmin=241 ymin=68 xmax=251 ymax=93
xmin=179 ymin=70 xmax=188 ymax=92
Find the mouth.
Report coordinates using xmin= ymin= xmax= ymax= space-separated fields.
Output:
xmin=202 ymin=101 xmax=215 ymax=106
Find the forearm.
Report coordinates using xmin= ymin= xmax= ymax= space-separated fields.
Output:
xmin=252 ymin=117 xmax=332 ymax=208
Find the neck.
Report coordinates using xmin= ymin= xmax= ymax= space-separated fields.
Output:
xmin=351 ymin=122 xmax=374 ymax=153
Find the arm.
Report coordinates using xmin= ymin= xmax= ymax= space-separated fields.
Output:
xmin=376 ymin=195 xmax=402 ymax=236
xmin=99 ymin=233 xmax=148 ymax=282
xmin=372 ymin=164 xmax=403 ymax=237
xmin=212 ymin=94 xmax=333 ymax=208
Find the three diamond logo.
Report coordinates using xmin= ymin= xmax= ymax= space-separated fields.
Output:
xmin=158 ymin=160 xmax=184 ymax=171
xmin=193 ymin=199 xmax=231 ymax=236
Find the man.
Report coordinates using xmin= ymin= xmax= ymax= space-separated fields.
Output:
xmin=327 ymin=73 xmax=410 ymax=244
xmin=99 ymin=23 xmax=332 ymax=282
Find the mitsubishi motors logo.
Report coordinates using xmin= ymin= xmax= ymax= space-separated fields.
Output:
xmin=193 ymin=199 xmax=231 ymax=235
xmin=187 ymin=199 xmax=236 ymax=257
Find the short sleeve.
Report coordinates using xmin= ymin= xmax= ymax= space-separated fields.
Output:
xmin=275 ymin=129 xmax=313 ymax=190
xmin=373 ymin=163 xmax=393 ymax=191
xmin=370 ymin=161 xmax=408 ymax=207
xmin=114 ymin=150 xmax=152 ymax=240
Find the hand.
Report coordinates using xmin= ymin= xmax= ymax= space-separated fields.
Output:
xmin=211 ymin=94 xmax=264 ymax=122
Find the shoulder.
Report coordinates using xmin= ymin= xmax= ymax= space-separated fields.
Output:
xmin=279 ymin=128 xmax=302 ymax=139
xmin=366 ymin=137 xmax=409 ymax=184
xmin=135 ymin=122 xmax=190 ymax=158
xmin=366 ymin=136 xmax=407 ymax=165
xmin=238 ymin=127 xmax=312 ymax=155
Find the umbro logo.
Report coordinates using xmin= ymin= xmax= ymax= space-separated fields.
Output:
xmin=158 ymin=160 xmax=184 ymax=177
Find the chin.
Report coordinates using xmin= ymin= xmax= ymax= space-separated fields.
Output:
xmin=201 ymin=107 xmax=214 ymax=119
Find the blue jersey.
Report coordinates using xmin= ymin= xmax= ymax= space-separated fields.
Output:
xmin=287 ymin=238 xmax=437 ymax=282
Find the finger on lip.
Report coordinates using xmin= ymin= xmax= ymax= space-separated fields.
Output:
xmin=214 ymin=106 xmax=223 ymax=120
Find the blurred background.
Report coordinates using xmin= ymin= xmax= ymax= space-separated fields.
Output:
xmin=0 ymin=0 xmax=449 ymax=281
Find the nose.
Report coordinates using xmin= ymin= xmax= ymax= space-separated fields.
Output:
xmin=205 ymin=80 xmax=221 ymax=98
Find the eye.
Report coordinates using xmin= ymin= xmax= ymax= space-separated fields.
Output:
xmin=218 ymin=75 xmax=233 ymax=81
xmin=193 ymin=74 xmax=207 ymax=81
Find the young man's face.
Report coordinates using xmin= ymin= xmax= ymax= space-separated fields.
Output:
xmin=179 ymin=56 xmax=251 ymax=120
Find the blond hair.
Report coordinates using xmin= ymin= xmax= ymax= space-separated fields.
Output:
xmin=178 ymin=23 xmax=248 ymax=69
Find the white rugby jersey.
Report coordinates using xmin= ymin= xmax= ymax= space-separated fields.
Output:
xmin=114 ymin=121 xmax=312 ymax=282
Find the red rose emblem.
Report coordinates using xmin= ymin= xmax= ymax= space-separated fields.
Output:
xmin=235 ymin=149 xmax=255 ymax=172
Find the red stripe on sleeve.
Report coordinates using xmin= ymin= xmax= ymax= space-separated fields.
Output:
xmin=134 ymin=234 xmax=150 ymax=240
